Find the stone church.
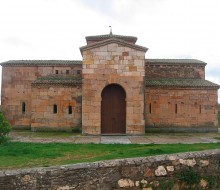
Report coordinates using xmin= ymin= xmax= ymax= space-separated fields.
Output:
xmin=1 ymin=33 xmax=219 ymax=134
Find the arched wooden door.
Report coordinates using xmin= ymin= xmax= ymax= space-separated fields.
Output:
xmin=101 ymin=84 xmax=126 ymax=134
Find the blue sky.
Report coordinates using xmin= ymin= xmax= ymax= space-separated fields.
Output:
xmin=0 ymin=0 xmax=220 ymax=101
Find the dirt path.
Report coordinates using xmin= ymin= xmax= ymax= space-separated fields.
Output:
xmin=8 ymin=131 xmax=220 ymax=144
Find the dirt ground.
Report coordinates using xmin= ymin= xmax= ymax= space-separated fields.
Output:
xmin=8 ymin=130 xmax=220 ymax=144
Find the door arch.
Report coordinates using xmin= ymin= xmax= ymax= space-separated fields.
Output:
xmin=101 ymin=84 xmax=126 ymax=134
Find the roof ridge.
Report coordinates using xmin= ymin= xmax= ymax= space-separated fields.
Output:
xmin=80 ymin=37 xmax=148 ymax=54
xmin=86 ymin=34 xmax=137 ymax=39
xmin=145 ymin=59 xmax=206 ymax=65
xmin=0 ymin=60 xmax=83 ymax=66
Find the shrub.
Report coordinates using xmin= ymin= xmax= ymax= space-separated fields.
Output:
xmin=0 ymin=112 xmax=11 ymax=144
xmin=72 ymin=120 xmax=82 ymax=133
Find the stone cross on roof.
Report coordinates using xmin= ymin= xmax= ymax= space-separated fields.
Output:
xmin=109 ymin=26 xmax=113 ymax=36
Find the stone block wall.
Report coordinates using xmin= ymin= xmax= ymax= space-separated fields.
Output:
xmin=0 ymin=149 xmax=219 ymax=190
xmin=145 ymin=88 xmax=218 ymax=130
xmin=82 ymin=43 xmax=146 ymax=135
xmin=37 ymin=65 xmax=82 ymax=76
xmin=31 ymin=85 xmax=82 ymax=131
xmin=1 ymin=66 xmax=38 ymax=128
xmin=145 ymin=63 xmax=205 ymax=79
xmin=1 ymin=65 xmax=82 ymax=130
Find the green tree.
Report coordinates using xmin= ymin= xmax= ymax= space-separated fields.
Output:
xmin=0 ymin=112 xmax=11 ymax=144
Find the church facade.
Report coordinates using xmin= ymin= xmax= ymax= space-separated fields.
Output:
xmin=1 ymin=33 xmax=219 ymax=134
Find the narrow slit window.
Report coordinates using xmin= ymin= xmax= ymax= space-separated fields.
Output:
xmin=200 ymin=105 xmax=202 ymax=114
xmin=22 ymin=102 xmax=26 ymax=113
xmin=53 ymin=104 xmax=58 ymax=114
xmin=55 ymin=70 xmax=59 ymax=74
xmin=175 ymin=104 xmax=177 ymax=114
xmin=68 ymin=106 xmax=72 ymax=114
xmin=149 ymin=103 xmax=151 ymax=114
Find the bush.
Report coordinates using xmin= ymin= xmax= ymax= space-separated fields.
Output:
xmin=0 ymin=112 xmax=11 ymax=144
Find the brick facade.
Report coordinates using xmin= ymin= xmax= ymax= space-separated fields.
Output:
xmin=0 ymin=33 xmax=219 ymax=133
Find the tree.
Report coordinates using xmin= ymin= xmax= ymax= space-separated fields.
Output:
xmin=0 ymin=112 xmax=11 ymax=144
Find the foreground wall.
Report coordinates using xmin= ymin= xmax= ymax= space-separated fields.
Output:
xmin=0 ymin=150 xmax=219 ymax=190
xmin=145 ymin=88 xmax=218 ymax=132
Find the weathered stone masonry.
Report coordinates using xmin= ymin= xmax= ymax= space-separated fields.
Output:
xmin=81 ymin=38 xmax=147 ymax=134
xmin=0 ymin=150 xmax=219 ymax=190
xmin=0 ymin=33 xmax=219 ymax=133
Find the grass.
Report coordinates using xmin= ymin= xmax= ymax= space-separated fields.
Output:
xmin=0 ymin=142 xmax=220 ymax=170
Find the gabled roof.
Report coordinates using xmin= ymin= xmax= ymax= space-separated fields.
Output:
xmin=145 ymin=79 xmax=219 ymax=88
xmin=145 ymin=59 xmax=206 ymax=66
xmin=86 ymin=34 xmax=137 ymax=43
xmin=0 ymin=59 xmax=207 ymax=67
xmin=0 ymin=60 xmax=82 ymax=66
xmin=80 ymin=37 xmax=148 ymax=55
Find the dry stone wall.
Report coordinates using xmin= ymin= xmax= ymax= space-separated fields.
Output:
xmin=145 ymin=88 xmax=218 ymax=131
xmin=0 ymin=149 xmax=219 ymax=190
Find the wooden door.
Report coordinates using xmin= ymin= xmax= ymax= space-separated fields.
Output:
xmin=101 ymin=84 xmax=126 ymax=134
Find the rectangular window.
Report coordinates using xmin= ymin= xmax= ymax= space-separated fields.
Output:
xmin=175 ymin=104 xmax=177 ymax=114
xmin=22 ymin=102 xmax=26 ymax=113
xmin=55 ymin=70 xmax=58 ymax=74
xmin=66 ymin=70 xmax=70 ymax=74
xmin=68 ymin=106 xmax=72 ymax=114
xmin=149 ymin=103 xmax=151 ymax=114
xmin=53 ymin=104 xmax=58 ymax=114
xmin=77 ymin=70 xmax=81 ymax=75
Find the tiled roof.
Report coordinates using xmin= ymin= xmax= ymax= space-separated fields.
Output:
xmin=1 ymin=59 xmax=206 ymax=66
xmin=145 ymin=79 xmax=219 ymax=88
xmin=80 ymin=37 xmax=148 ymax=54
xmin=145 ymin=59 xmax=206 ymax=65
xmin=86 ymin=34 xmax=137 ymax=42
xmin=0 ymin=60 xmax=82 ymax=66
xmin=32 ymin=76 xmax=82 ymax=86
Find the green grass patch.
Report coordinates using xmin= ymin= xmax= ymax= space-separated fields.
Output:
xmin=0 ymin=142 xmax=220 ymax=169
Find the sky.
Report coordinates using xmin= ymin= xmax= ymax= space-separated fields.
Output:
xmin=0 ymin=0 xmax=220 ymax=101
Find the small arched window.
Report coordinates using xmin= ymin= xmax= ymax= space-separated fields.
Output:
xmin=175 ymin=104 xmax=178 ymax=114
xmin=53 ymin=104 xmax=58 ymax=114
xmin=68 ymin=106 xmax=72 ymax=114
xmin=22 ymin=102 xmax=26 ymax=113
